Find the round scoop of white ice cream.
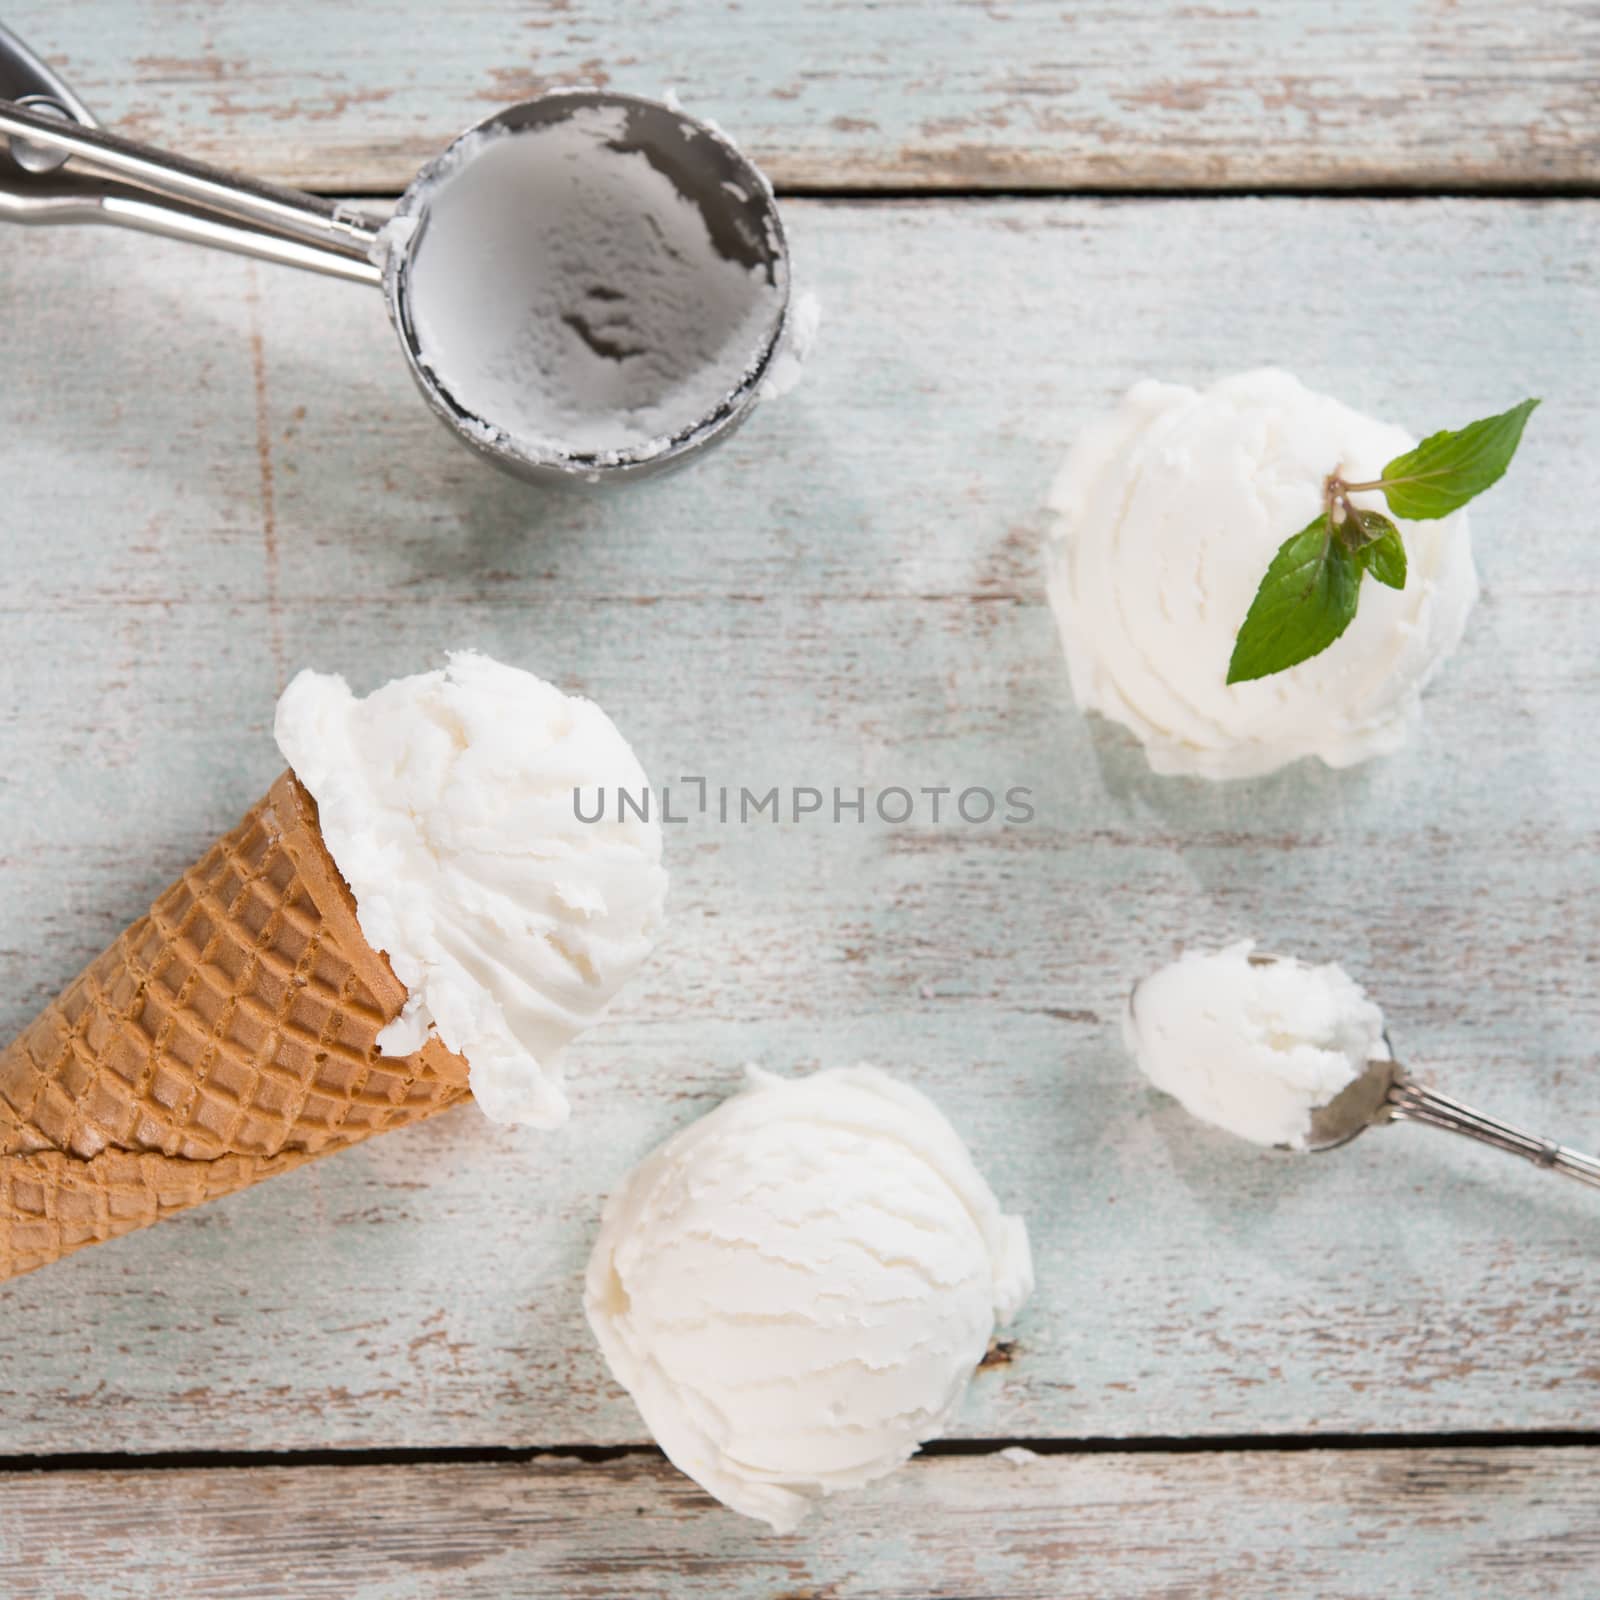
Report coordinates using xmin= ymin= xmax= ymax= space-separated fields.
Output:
xmin=274 ymin=650 xmax=666 ymax=1129
xmin=1125 ymin=941 xmax=1388 ymax=1149
xmin=1046 ymin=369 xmax=1479 ymax=779
xmin=584 ymin=1065 xmax=1034 ymax=1533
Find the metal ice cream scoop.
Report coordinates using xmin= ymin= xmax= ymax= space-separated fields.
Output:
xmin=0 ymin=24 xmax=790 ymax=487
xmin=1244 ymin=953 xmax=1600 ymax=1186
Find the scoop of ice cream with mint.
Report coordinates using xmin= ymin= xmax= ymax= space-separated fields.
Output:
xmin=1046 ymin=369 xmax=1485 ymax=779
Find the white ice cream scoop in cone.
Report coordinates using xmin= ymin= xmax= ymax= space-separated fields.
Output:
xmin=0 ymin=25 xmax=790 ymax=487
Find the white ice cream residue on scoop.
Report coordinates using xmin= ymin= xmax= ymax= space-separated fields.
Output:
xmin=396 ymin=103 xmax=784 ymax=463
xmin=584 ymin=1064 xmax=1033 ymax=1533
xmin=1125 ymin=940 xmax=1388 ymax=1149
xmin=274 ymin=651 xmax=667 ymax=1130
xmin=1045 ymin=368 xmax=1479 ymax=779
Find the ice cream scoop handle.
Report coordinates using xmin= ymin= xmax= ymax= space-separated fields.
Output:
xmin=1388 ymin=1078 xmax=1600 ymax=1190
xmin=0 ymin=98 xmax=382 ymax=283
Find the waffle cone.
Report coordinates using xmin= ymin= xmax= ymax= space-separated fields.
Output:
xmin=0 ymin=772 xmax=470 ymax=1282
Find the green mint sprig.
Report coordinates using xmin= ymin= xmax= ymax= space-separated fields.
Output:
xmin=1226 ymin=398 xmax=1539 ymax=685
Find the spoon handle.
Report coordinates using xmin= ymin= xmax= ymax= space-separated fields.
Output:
xmin=1389 ymin=1078 xmax=1600 ymax=1190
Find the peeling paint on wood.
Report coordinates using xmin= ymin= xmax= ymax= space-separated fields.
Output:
xmin=2 ymin=2 xmax=1596 ymax=191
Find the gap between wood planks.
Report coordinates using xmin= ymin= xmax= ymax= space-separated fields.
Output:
xmin=3 ymin=1431 xmax=1596 ymax=1477
xmin=312 ymin=180 xmax=1600 ymax=203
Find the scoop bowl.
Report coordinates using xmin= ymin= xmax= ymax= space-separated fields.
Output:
xmin=382 ymin=91 xmax=792 ymax=488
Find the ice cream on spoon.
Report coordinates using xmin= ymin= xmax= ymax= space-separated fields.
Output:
xmin=1126 ymin=942 xmax=1600 ymax=1185
xmin=1124 ymin=941 xmax=1388 ymax=1150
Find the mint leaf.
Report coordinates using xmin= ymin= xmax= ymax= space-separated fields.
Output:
xmin=1227 ymin=516 xmax=1363 ymax=685
xmin=1227 ymin=396 xmax=1532 ymax=683
xmin=1341 ymin=507 xmax=1405 ymax=586
xmin=1358 ymin=526 xmax=1407 ymax=589
xmin=1339 ymin=506 xmax=1397 ymax=550
xmin=1378 ymin=398 xmax=1539 ymax=520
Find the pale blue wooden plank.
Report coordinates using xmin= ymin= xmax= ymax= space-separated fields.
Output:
xmin=0 ymin=200 xmax=1596 ymax=1455
xmin=2 ymin=1 xmax=1596 ymax=191
xmin=2 ymin=1449 xmax=1598 ymax=1599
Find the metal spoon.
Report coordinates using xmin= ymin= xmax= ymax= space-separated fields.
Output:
xmin=1243 ymin=953 xmax=1600 ymax=1187
xmin=0 ymin=25 xmax=790 ymax=488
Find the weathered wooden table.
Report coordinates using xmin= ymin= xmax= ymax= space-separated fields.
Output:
xmin=2 ymin=4 xmax=1597 ymax=1595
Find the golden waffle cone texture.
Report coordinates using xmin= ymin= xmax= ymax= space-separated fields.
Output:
xmin=0 ymin=772 xmax=470 ymax=1281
